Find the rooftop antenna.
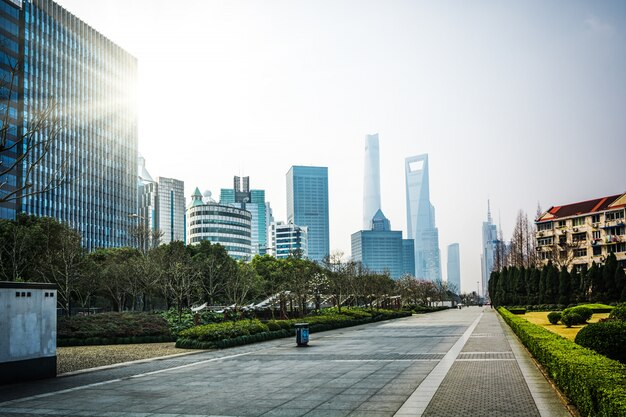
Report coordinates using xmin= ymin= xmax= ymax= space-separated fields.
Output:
xmin=487 ymin=199 xmax=493 ymax=223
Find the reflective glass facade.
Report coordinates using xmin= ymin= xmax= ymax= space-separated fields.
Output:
xmin=287 ymin=166 xmax=329 ymax=262
xmin=0 ymin=0 xmax=138 ymax=249
xmin=447 ymin=243 xmax=461 ymax=294
xmin=405 ymin=154 xmax=441 ymax=281
xmin=0 ymin=0 xmax=21 ymax=219
xmin=220 ymin=176 xmax=267 ymax=255
xmin=351 ymin=210 xmax=414 ymax=279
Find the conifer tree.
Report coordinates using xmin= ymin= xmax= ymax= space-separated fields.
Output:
xmin=558 ymin=266 xmax=572 ymax=306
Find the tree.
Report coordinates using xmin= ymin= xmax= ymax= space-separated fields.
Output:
xmin=508 ymin=211 xmax=535 ymax=268
xmin=34 ymin=217 xmax=85 ymax=316
xmin=191 ymin=240 xmax=235 ymax=305
xmin=1 ymin=59 xmax=66 ymax=204
xmin=558 ymin=267 xmax=572 ymax=305
xmin=224 ymin=262 xmax=262 ymax=309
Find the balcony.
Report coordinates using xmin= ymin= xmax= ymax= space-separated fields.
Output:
xmin=602 ymin=235 xmax=623 ymax=245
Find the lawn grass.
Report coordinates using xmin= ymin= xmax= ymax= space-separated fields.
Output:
xmin=524 ymin=311 xmax=610 ymax=341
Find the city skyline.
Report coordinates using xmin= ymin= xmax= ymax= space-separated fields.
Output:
xmin=51 ymin=0 xmax=626 ymax=292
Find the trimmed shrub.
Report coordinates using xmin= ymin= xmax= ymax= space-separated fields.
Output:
xmin=498 ymin=307 xmax=626 ymax=416
xmin=177 ymin=308 xmax=411 ymax=349
xmin=561 ymin=313 xmax=583 ymax=328
xmin=609 ymin=303 xmax=626 ymax=322
xmin=57 ymin=312 xmax=172 ymax=346
xmin=562 ymin=306 xmax=593 ymax=323
xmin=547 ymin=312 xmax=562 ymax=325
xmin=575 ymin=321 xmax=626 ymax=364
xmin=508 ymin=308 xmax=526 ymax=315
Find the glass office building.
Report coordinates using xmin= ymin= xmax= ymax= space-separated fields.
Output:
xmin=286 ymin=166 xmax=329 ymax=262
xmin=0 ymin=0 xmax=22 ymax=219
xmin=351 ymin=210 xmax=414 ymax=279
xmin=0 ymin=0 xmax=138 ymax=250
xmin=405 ymin=154 xmax=442 ymax=281
xmin=447 ymin=243 xmax=461 ymax=294
xmin=220 ymin=176 xmax=267 ymax=255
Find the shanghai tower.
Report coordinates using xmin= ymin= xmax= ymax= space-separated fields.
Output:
xmin=363 ymin=134 xmax=382 ymax=229
xmin=405 ymin=154 xmax=441 ymax=281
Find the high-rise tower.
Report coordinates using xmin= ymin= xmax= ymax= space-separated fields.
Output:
xmin=481 ymin=201 xmax=498 ymax=298
xmin=405 ymin=154 xmax=441 ymax=281
xmin=220 ymin=176 xmax=268 ymax=255
xmin=0 ymin=0 xmax=138 ymax=250
xmin=286 ymin=166 xmax=329 ymax=262
xmin=363 ymin=134 xmax=381 ymax=230
xmin=447 ymin=243 xmax=461 ymax=294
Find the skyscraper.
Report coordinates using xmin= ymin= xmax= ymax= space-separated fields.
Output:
xmin=220 ymin=176 xmax=268 ymax=255
xmin=287 ymin=166 xmax=329 ymax=262
xmin=405 ymin=154 xmax=441 ymax=281
xmin=363 ymin=133 xmax=381 ymax=230
xmin=351 ymin=209 xmax=415 ymax=279
xmin=156 ymin=177 xmax=185 ymax=244
xmin=0 ymin=0 xmax=138 ymax=250
xmin=481 ymin=201 xmax=498 ymax=298
xmin=447 ymin=243 xmax=461 ymax=294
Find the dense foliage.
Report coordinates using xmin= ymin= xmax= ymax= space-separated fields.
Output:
xmin=499 ymin=307 xmax=626 ymax=416
xmin=575 ymin=321 xmax=626 ymax=364
xmin=0 ymin=216 xmax=458 ymax=317
xmin=489 ymin=255 xmax=626 ymax=307
xmin=57 ymin=312 xmax=172 ymax=346
xmin=609 ymin=303 xmax=626 ymax=322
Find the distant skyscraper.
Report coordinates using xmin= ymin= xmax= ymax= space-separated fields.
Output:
xmin=351 ymin=210 xmax=415 ymax=279
xmin=267 ymin=221 xmax=308 ymax=259
xmin=363 ymin=134 xmax=381 ymax=230
xmin=220 ymin=176 xmax=267 ymax=255
xmin=156 ymin=177 xmax=186 ymax=244
xmin=287 ymin=166 xmax=329 ymax=262
xmin=137 ymin=156 xmax=185 ymax=246
xmin=481 ymin=201 xmax=498 ymax=298
xmin=405 ymin=154 xmax=441 ymax=281
xmin=447 ymin=243 xmax=461 ymax=294
xmin=0 ymin=0 xmax=138 ymax=250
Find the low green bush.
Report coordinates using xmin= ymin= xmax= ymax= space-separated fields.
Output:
xmin=507 ymin=308 xmax=526 ymax=315
xmin=609 ymin=303 xmax=626 ymax=322
xmin=579 ymin=303 xmax=614 ymax=314
xmin=178 ymin=319 xmax=268 ymax=344
xmin=575 ymin=321 xmax=626 ymax=364
xmin=547 ymin=311 xmax=561 ymax=325
xmin=499 ymin=307 xmax=626 ymax=416
xmin=562 ymin=306 xmax=593 ymax=323
xmin=177 ymin=308 xmax=410 ymax=349
xmin=57 ymin=312 xmax=172 ymax=345
xmin=561 ymin=312 xmax=583 ymax=327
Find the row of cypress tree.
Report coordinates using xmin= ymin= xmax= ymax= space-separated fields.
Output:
xmin=488 ymin=253 xmax=626 ymax=306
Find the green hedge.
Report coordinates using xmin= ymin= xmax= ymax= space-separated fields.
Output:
xmin=498 ymin=307 xmax=626 ymax=416
xmin=58 ymin=312 xmax=172 ymax=346
xmin=176 ymin=309 xmax=411 ymax=349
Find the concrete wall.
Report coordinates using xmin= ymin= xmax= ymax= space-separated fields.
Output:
xmin=0 ymin=282 xmax=57 ymax=383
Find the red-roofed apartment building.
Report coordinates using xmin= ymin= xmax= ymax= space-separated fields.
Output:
xmin=535 ymin=192 xmax=626 ymax=271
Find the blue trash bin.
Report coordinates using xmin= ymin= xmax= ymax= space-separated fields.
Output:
xmin=295 ymin=323 xmax=309 ymax=347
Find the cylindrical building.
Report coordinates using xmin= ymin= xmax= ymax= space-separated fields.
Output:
xmin=186 ymin=188 xmax=252 ymax=261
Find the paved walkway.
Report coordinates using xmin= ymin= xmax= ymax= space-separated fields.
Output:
xmin=0 ymin=308 xmax=571 ymax=417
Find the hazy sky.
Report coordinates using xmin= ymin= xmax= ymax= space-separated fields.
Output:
xmin=56 ymin=0 xmax=626 ymax=293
